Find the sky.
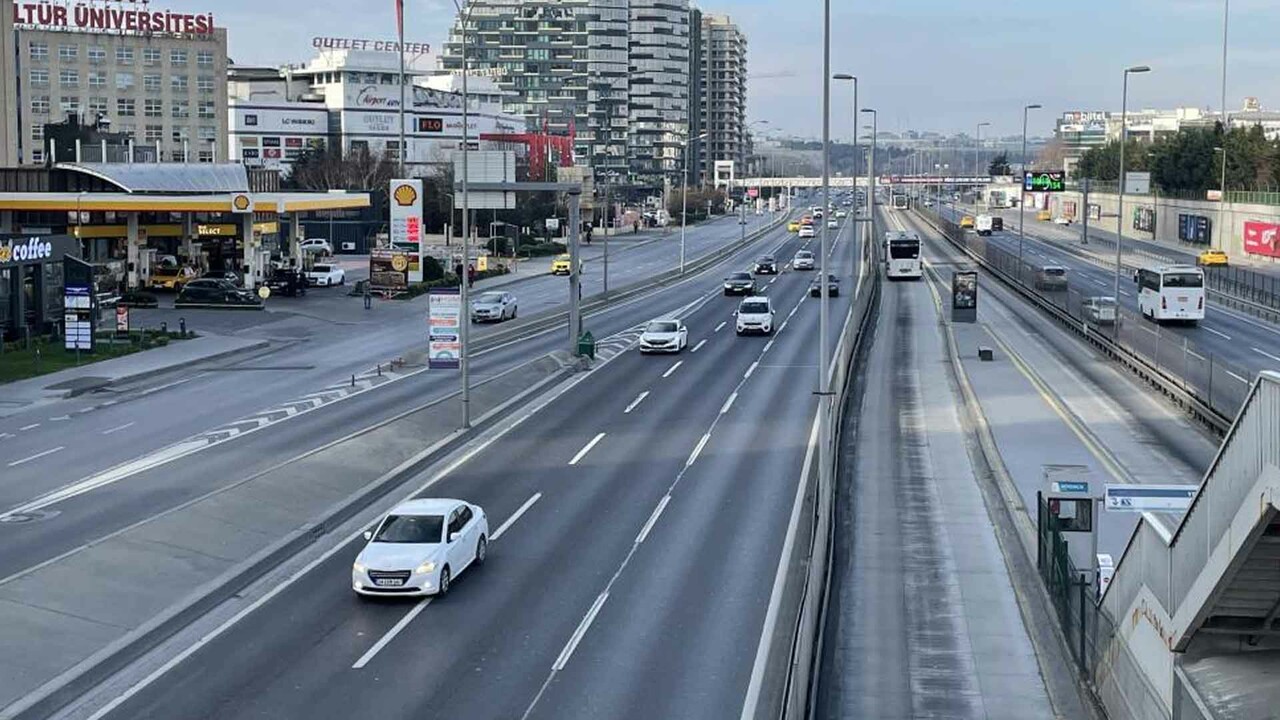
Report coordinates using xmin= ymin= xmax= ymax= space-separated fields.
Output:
xmin=208 ymin=0 xmax=1280 ymax=140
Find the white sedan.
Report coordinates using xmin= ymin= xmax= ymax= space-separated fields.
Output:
xmin=306 ymin=263 xmax=345 ymax=286
xmin=471 ymin=291 xmax=518 ymax=322
xmin=300 ymin=238 xmax=333 ymax=256
xmin=353 ymin=498 xmax=488 ymax=598
xmin=639 ymin=318 xmax=688 ymax=353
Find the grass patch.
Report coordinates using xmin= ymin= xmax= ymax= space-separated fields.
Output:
xmin=0 ymin=330 xmax=191 ymax=384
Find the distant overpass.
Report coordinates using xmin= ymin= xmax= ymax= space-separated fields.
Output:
xmin=735 ymin=175 xmax=999 ymax=190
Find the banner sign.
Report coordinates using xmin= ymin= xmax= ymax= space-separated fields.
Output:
xmin=1133 ymin=206 xmax=1156 ymax=233
xmin=13 ymin=3 xmax=215 ymax=35
xmin=369 ymin=249 xmax=410 ymax=292
xmin=1244 ymin=221 xmax=1280 ymax=258
xmin=427 ymin=288 xmax=461 ymax=369
xmin=1105 ymin=484 xmax=1197 ymax=512
xmin=389 ymin=179 xmax=425 ymax=283
xmin=1178 ymin=214 xmax=1212 ymax=245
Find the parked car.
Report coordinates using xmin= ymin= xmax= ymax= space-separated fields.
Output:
xmin=723 ymin=271 xmax=757 ymax=296
xmin=639 ymin=318 xmax=688 ymax=353
xmin=352 ymin=498 xmax=488 ymax=598
xmin=202 ymin=269 xmax=242 ymax=286
xmin=306 ymin=263 xmax=346 ymax=287
xmin=1034 ymin=265 xmax=1069 ymax=291
xmin=150 ymin=264 xmax=197 ymax=290
xmin=266 ymin=267 xmax=308 ymax=297
xmin=1053 ymin=216 xmax=1072 ymax=226
xmin=300 ymin=238 xmax=334 ymax=256
xmin=470 ymin=291 xmax=517 ymax=322
xmin=809 ymin=273 xmax=841 ymax=297
xmin=1082 ymin=296 xmax=1118 ymax=325
xmin=1197 ymin=249 xmax=1229 ymax=267
xmin=175 ymin=278 xmax=263 ymax=308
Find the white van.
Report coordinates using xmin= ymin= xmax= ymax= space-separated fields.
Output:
xmin=975 ymin=214 xmax=994 ymax=236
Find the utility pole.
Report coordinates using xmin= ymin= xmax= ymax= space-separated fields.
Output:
xmin=567 ymin=188 xmax=582 ymax=351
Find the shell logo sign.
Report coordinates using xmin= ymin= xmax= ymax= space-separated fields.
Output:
xmin=231 ymin=193 xmax=253 ymax=213
xmin=393 ymin=183 xmax=419 ymax=207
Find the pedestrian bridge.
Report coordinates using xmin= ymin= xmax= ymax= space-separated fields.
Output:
xmin=735 ymin=175 xmax=998 ymax=190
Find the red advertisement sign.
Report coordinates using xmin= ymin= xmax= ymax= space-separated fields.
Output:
xmin=1244 ymin=221 xmax=1280 ymax=258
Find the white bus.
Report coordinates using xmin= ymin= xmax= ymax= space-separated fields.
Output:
xmin=1135 ymin=265 xmax=1204 ymax=324
xmin=886 ymin=231 xmax=923 ymax=280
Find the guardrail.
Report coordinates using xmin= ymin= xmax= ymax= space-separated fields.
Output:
xmin=915 ymin=208 xmax=1233 ymax=436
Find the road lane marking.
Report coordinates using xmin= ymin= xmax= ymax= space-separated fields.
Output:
xmin=720 ymin=391 xmax=738 ymax=415
xmin=623 ymin=391 xmax=650 ymax=414
xmin=778 ymin=320 xmax=788 ymax=333
xmin=19 ymin=423 xmax=38 ymax=431
xmin=552 ymin=591 xmax=609 ymax=672
xmin=635 ymin=495 xmax=671 ymax=545
xmin=352 ymin=599 xmax=432 ymax=669
xmin=690 ymin=339 xmax=707 ymax=353
xmin=7 ymin=446 xmax=65 ymax=467
xmin=714 ymin=321 xmax=727 ymax=333
xmin=101 ymin=422 xmax=135 ymax=435
xmin=1203 ymin=325 xmax=1231 ymax=340
xmin=492 ymin=493 xmax=541 ymax=542
xmin=662 ymin=360 xmax=683 ymax=378
xmin=568 ymin=432 xmax=606 ymax=466
xmin=763 ymin=339 xmax=774 ymax=354
xmin=744 ymin=361 xmax=759 ymax=379
xmin=0 ymin=433 xmax=11 ymax=440
xmin=1253 ymin=347 xmax=1280 ymax=364
xmin=1226 ymin=369 xmax=1249 ymax=384
xmin=686 ymin=432 xmax=711 ymax=467
xmin=49 ymin=415 xmax=70 ymax=422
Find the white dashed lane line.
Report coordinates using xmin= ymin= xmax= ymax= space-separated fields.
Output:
xmin=623 ymin=392 xmax=649 ymax=414
xmin=690 ymin=339 xmax=707 ymax=353
xmin=568 ymin=433 xmax=607 ymax=466
xmin=8 ymin=446 xmax=65 ymax=467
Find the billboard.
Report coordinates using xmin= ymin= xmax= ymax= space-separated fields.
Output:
xmin=1178 ymin=214 xmax=1212 ymax=245
xmin=1133 ymin=206 xmax=1156 ymax=233
xmin=427 ymin=289 xmax=462 ymax=369
xmin=1244 ymin=221 xmax=1280 ymax=258
xmin=369 ymin=249 xmax=410 ymax=292
xmin=389 ymin=179 xmax=425 ymax=283
xmin=1023 ymin=171 xmax=1066 ymax=193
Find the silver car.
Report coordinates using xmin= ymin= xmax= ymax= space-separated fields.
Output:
xmin=470 ymin=291 xmax=517 ymax=322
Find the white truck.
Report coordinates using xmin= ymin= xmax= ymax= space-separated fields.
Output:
xmin=975 ymin=214 xmax=994 ymax=236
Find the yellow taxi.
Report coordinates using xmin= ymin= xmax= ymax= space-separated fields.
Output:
xmin=787 ymin=221 xmax=801 ymax=233
xmin=550 ymin=254 xmax=574 ymax=275
xmin=1036 ymin=210 xmax=1052 ymax=222
xmin=150 ymin=265 xmax=197 ymax=290
xmin=959 ymin=215 xmax=975 ymax=229
xmin=1197 ymin=249 xmax=1229 ymax=267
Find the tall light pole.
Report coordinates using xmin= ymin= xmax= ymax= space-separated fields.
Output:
xmin=832 ymin=74 xmax=857 ymax=183
xmin=450 ymin=0 xmax=476 ymax=427
xmin=1218 ymin=0 xmax=1231 ymax=250
xmin=862 ymin=109 xmax=877 ymax=229
xmin=1215 ymin=147 xmax=1227 ymax=251
xmin=1114 ymin=65 xmax=1151 ymax=306
xmin=679 ymin=132 xmax=708 ymax=274
xmin=974 ymin=121 xmax=990 ymax=178
xmin=396 ymin=0 xmax=407 ymax=177
xmin=1017 ymin=103 xmax=1041 ymax=279
xmin=817 ymin=0 xmax=832 ymax=515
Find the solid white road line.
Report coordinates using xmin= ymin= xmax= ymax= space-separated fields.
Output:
xmin=1226 ymin=369 xmax=1249 ymax=384
xmin=553 ymin=591 xmax=610 ymax=672
xmin=18 ymin=423 xmax=38 ymax=431
xmin=492 ymin=493 xmax=542 ymax=542
xmin=7 ymin=446 xmax=65 ymax=467
xmin=714 ymin=321 xmax=727 ymax=333
xmin=686 ymin=433 xmax=711 ymax=467
xmin=101 ymin=422 xmax=135 ymax=435
xmin=662 ymin=360 xmax=683 ymax=378
xmin=352 ymin=599 xmax=432 ymax=669
xmin=623 ymin=391 xmax=650 ymax=414
xmin=635 ymin=495 xmax=671 ymax=545
xmin=690 ymin=339 xmax=707 ymax=353
xmin=744 ymin=361 xmax=759 ymax=379
xmin=568 ymin=432 xmax=607 ymax=466
xmin=763 ymin=339 xmax=774 ymax=354
xmin=1202 ymin=324 xmax=1232 ymax=340
xmin=1253 ymin=347 xmax=1280 ymax=365
xmin=49 ymin=416 xmax=70 ymax=422
xmin=778 ymin=320 xmax=788 ymax=333
xmin=720 ymin=392 xmax=738 ymax=415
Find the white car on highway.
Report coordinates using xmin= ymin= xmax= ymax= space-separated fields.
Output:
xmin=353 ymin=498 xmax=488 ymax=598
xmin=736 ymin=296 xmax=775 ymax=336
xmin=827 ymin=219 xmax=839 ymax=229
xmin=639 ymin=318 xmax=689 ymax=353
xmin=793 ymin=250 xmax=815 ymax=270
xmin=798 ymin=225 xmax=815 ymax=238
xmin=305 ymin=263 xmax=346 ymax=287
xmin=471 ymin=291 xmax=517 ymax=322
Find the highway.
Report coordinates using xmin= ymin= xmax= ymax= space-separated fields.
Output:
xmin=75 ymin=208 xmax=860 ymax=719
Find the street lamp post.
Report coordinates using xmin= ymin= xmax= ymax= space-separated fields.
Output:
xmin=1215 ymin=147 xmax=1227 ymax=251
xmin=1017 ymin=103 xmax=1041 ymax=280
xmin=449 ymin=0 xmax=478 ymax=427
xmin=833 ymin=74 xmax=857 ymax=244
xmin=1218 ymin=0 xmax=1231 ymax=250
xmin=862 ymin=109 xmax=877 ymax=234
xmin=1114 ymin=65 xmax=1151 ymax=307
xmin=975 ymin=121 xmax=990 ymax=177
xmin=679 ymin=133 xmax=708 ymax=274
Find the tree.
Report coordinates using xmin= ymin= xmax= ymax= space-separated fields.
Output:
xmin=1035 ymin=139 xmax=1067 ymax=172
xmin=286 ymin=144 xmax=396 ymax=193
xmin=1076 ymin=138 xmax=1149 ymax=182
xmin=667 ymin=187 xmax=727 ymax=223
xmin=987 ymin=152 xmax=1011 ymax=176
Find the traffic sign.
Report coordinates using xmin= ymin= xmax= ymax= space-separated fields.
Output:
xmin=1024 ymin=171 xmax=1066 ymax=193
xmin=1052 ymin=480 xmax=1089 ymax=494
xmin=1104 ymin=484 xmax=1197 ymax=512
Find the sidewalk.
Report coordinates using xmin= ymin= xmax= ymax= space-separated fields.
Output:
xmin=0 ymin=334 xmax=269 ymax=417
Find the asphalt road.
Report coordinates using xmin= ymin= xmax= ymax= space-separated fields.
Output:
xmin=84 ymin=210 xmax=860 ymax=719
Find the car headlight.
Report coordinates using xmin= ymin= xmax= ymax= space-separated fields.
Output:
xmin=415 ymin=561 xmax=436 ymax=575
xmin=353 ymin=561 xmax=366 ymax=573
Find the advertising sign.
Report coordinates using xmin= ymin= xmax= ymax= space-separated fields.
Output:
xmin=312 ymin=36 xmax=431 ymax=55
xmin=1133 ymin=206 xmax=1156 ymax=233
xmin=115 ymin=305 xmax=129 ymax=333
xmin=1124 ymin=171 xmax=1151 ymax=196
xmin=1243 ymin=221 xmax=1280 ymax=258
xmin=13 ymin=3 xmax=216 ymax=35
xmin=1023 ymin=171 xmax=1066 ymax=193
xmin=369 ymin=249 xmax=410 ymax=292
xmin=1104 ymin=484 xmax=1197 ymax=512
xmin=389 ymin=179 xmax=425 ymax=283
xmin=1087 ymin=204 xmax=1102 ymax=221
xmin=63 ymin=256 xmax=95 ymax=351
xmin=417 ymin=117 xmax=444 ymax=133
xmin=1178 ymin=214 xmax=1212 ymax=245
xmin=951 ymin=271 xmax=977 ymax=323
xmin=427 ymin=288 xmax=461 ymax=369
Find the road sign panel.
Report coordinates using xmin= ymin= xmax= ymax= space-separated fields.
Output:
xmin=1104 ymin=484 xmax=1197 ymax=512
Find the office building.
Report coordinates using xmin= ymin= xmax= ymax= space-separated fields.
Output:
xmin=627 ymin=0 xmax=690 ymax=189
xmin=0 ymin=0 xmax=18 ymax=165
xmin=11 ymin=2 xmax=228 ymax=164
xmin=695 ymin=14 xmax=746 ymax=186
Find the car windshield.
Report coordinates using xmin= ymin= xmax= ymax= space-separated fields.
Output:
xmin=647 ymin=321 xmax=679 ymax=333
xmin=1042 ymin=268 xmax=1066 ymax=277
xmin=740 ymin=301 xmax=769 ymax=314
xmin=796 ymin=251 xmax=813 ymax=259
xmin=729 ymin=272 xmax=751 ymax=281
xmin=475 ymin=293 xmax=503 ymax=303
xmin=372 ymin=514 xmax=444 ymax=544
xmin=759 ymin=257 xmax=774 ymax=263
xmin=1092 ymin=297 xmax=1117 ymax=307
xmin=1164 ymin=272 xmax=1204 ymax=288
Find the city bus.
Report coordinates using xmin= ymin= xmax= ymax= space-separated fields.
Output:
xmin=892 ymin=194 xmax=910 ymax=210
xmin=885 ymin=231 xmax=923 ymax=280
xmin=1135 ymin=265 xmax=1204 ymax=324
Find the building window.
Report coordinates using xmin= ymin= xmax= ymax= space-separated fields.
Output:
xmin=116 ymin=72 xmax=134 ymax=90
xmin=87 ymin=46 xmax=106 ymax=64
xmin=196 ymin=50 xmax=214 ymax=67
xmin=170 ymin=150 xmax=184 ymax=162
xmin=29 ymin=41 xmax=48 ymax=61
xmin=198 ymin=125 xmax=217 ymax=141
xmin=170 ymin=75 xmax=188 ymax=93
xmin=29 ymin=68 xmax=48 ymax=86
xmin=59 ymin=69 xmax=78 ymax=87
xmin=144 ymin=99 xmax=162 ymax=117
xmin=197 ymin=100 xmax=215 ymax=119
xmin=116 ymin=98 xmax=136 ymax=116
xmin=171 ymin=100 xmax=189 ymax=118
xmin=170 ymin=49 xmax=188 ymax=66
xmin=31 ymin=149 xmax=44 ymax=164
xmin=31 ymin=125 xmax=44 ymax=142
xmin=144 ymin=124 xmax=163 ymax=142
xmin=58 ymin=44 xmax=78 ymax=62
xmin=142 ymin=47 xmax=161 ymax=65
xmin=143 ymin=74 xmax=161 ymax=92
xmin=116 ymin=46 xmax=134 ymax=64
xmin=198 ymin=150 xmax=214 ymax=163
xmin=88 ymin=71 xmax=107 ymax=89
xmin=171 ymin=128 xmax=190 ymax=144
xmin=31 ymin=96 xmax=50 ymax=115
xmin=196 ymin=76 xmax=215 ymax=93
xmin=88 ymin=97 xmax=108 ymax=116
xmin=61 ymin=96 xmax=80 ymax=115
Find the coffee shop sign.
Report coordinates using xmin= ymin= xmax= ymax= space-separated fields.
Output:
xmin=13 ymin=2 xmax=216 ymax=34
xmin=0 ymin=237 xmax=54 ymax=266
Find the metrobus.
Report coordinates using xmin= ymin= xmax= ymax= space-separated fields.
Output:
xmin=885 ymin=231 xmax=923 ymax=280
xmin=1135 ymin=265 xmax=1204 ymax=324
xmin=892 ymin=194 xmax=910 ymax=210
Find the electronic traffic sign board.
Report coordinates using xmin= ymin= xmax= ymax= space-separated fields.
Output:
xmin=1024 ymin=171 xmax=1066 ymax=193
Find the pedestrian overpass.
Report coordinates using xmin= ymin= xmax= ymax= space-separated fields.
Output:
xmin=735 ymin=175 xmax=998 ymax=191
xmin=1097 ymin=371 xmax=1280 ymax=719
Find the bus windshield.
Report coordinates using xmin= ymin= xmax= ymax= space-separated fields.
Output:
xmin=1163 ymin=272 xmax=1203 ymax=288
xmin=889 ymin=241 xmax=920 ymax=260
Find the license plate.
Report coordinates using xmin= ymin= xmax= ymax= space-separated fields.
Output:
xmin=1177 ymin=296 xmax=1188 ymax=302
xmin=375 ymin=578 xmax=403 ymax=587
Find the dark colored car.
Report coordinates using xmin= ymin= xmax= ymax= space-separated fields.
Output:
xmin=991 ymin=216 xmax=1004 ymax=232
xmin=753 ymin=255 xmax=778 ymax=275
xmin=266 ymin=267 xmax=308 ymax=297
xmin=176 ymin=278 xmax=264 ymax=308
xmin=723 ymin=271 xmax=758 ymax=296
xmin=809 ymin=274 xmax=841 ymax=297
